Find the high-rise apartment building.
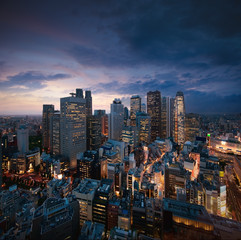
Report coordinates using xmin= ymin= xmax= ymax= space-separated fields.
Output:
xmin=130 ymin=95 xmax=141 ymax=126
xmin=174 ymin=91 xmax=185 ymax=146
xmin=161 ymin=97 xmax=170 ymax=138
xmin=60 ymin=89 xmax=86 ymax=169
xmin=109 ymin=99 xmax=124 ymax=141
xmin=147 ymin=91 xmax=161 ymax=142
xmin=17 ymin=125 xmax=29 ymax=154
xmin=85 ymin=90 xmax=92 ymax=117
xmin=50 ymin=110 xmax=60 ymax=155
xmin=42 ymin=104 xmax=54 ymax=151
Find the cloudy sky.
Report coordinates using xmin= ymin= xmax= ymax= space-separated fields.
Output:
xmin=0 ymin=0 xmax=241 ymax=114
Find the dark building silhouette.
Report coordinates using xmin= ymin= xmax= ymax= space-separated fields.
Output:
xmin=42 ymin=104 xmax=54 ymax=151
xmin=85 ymin=90 xmax=92 ymax=117
xmin=86 ymin=115 xmax=101 ymax=151
xmin=147 ymin=91 xmax=161 ymax=142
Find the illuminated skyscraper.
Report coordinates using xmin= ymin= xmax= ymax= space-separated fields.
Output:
xmin=185 ymin=113 xmax=200 ymax=142
xmin=174 ymin=91 xmax=185 ymax=146
xmin=161 ymin=97 xmax=170 ymax=138
xmin=130 ymin=95 xmax=141 ymax=126
xmin=109 ymin=99 xmax=124 ymax=141
xmin=60 ymin=89 xmax=86 ymax=169
xmin=86 ymin=115 xmax=101 ymax=150
xmin=170 ymin=98 xmax=175 ymax=138
xmin=147 ymin=91 xmax=161 ymax=142
xmin=85 ymin=90 xmax=92 ymax=117
xmin=136 ymin=112 xmax=151 ymax=144
xmin=42 ymin=104 xmax=54 ymax=151
xmin=50 ymin=111 xmax=60 ymax=155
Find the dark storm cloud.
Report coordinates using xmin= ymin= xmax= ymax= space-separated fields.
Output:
xmin=95 ymin=77 xmax=178 ymax=96
xmin=186 ymin=91 xmax=241 ymax=114
xmin=1 ymin=0 xmax=241 ymax=113
xmin=0 ymin=71 xmax=71 ymax=89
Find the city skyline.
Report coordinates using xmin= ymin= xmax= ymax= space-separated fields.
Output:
xmin=1 ymin=1 xmax=241 ymax=115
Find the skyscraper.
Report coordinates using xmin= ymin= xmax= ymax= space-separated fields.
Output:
xmin=130 ymin=95 xmax=141 ymax=126
xmin=161 ymin=97 xmax=170 ymax=138
xmin=109 ymin=99 xmax=124 ymax=141
xmin=136 ymin=112 xmax=151 ymax=144
xmin=170 ymin=98 xmax=175 ymax=138
xmin=60 ymin=89 xmax=86 ymax=169
xmin=17 ymin=125 xmax=29 ymax=154
xmin=50 ymin=111 xmax=60 ymax=155
xmin=124 ymin=107 xmax=129 ymax=126
xmin=76 ymin=88 xmax=84 ymax=98
xmin=174 ymin=91 xmax=185 ymax=146
xmin=85 ymin=90 xmax=92 ymax=117
xmin=141 ymin=103 xmax=146 ymax=113
xmin=86 ymin=115 xmax=102 ymax=150
xmin=42 ymin=104 xmax=54 ymax=151
xmin=185 ymin=113 xmax=200 ymax=142
xmin=147 ymin=91 xmax=161 ymax=142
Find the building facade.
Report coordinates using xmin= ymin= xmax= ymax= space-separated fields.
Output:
xmin=130 ymin=95 xmax=141 ymax=127
xmin=60 ymin=89 xmax=86 ymax=169
xmin=174 ymin=91 xmax=185 ymax=146
xmin=147 ymin=91 xmax=161 ymax=142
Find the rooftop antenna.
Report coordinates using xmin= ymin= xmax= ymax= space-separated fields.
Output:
xmin=69 ymin=92 xmax=76 ymax=97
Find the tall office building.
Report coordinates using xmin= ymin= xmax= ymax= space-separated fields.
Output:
xmin=92 ymin=179 xmax=113 ymax=225
xmin=50 ymin=111 xmax=60 ymax=155
xmin=124 ymin=107 xmax=129 ymax=126
xmin=174 ymin=91 xmax=185 ymax=146
xmin=76 ymin=88 xmax=84 ymax=98
xmin=136 ymin=112 xmax=151 ymax=144
xmin=109 ymin=99 xmax=124 ymax=141
xmin=17 ymin=125 xmax=29 ymax=154
xmin=86 ymin=115 xmax=101 ymax=150
xmin=60 ymin=89 xmax=86 ymax=169
xmin=94 ymin=110 xmax=106 ymax=116
xmin=147 ymin=91 xmax=161 ymax=142
xmin=42 ymin=104 xmax=54 ymax=151
xmin=170 ymin=98 xmax=175 ymax=138
xmin=85 ymin=90 xmax=92 ymax=117
xmin=141 ymin=103 xmax=146 ymax=113
xmin=122 ymin=126 xmax=138 ymax=150
xmin=185 ymin=113 xmax=200 ymax=142
xmin=161 ymin=97 xmax=170 ymax=138
xmin=130 ymin=95 xmax=141 ymax=126
xmin=94 ymin=110 xmax=108 ymax=143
